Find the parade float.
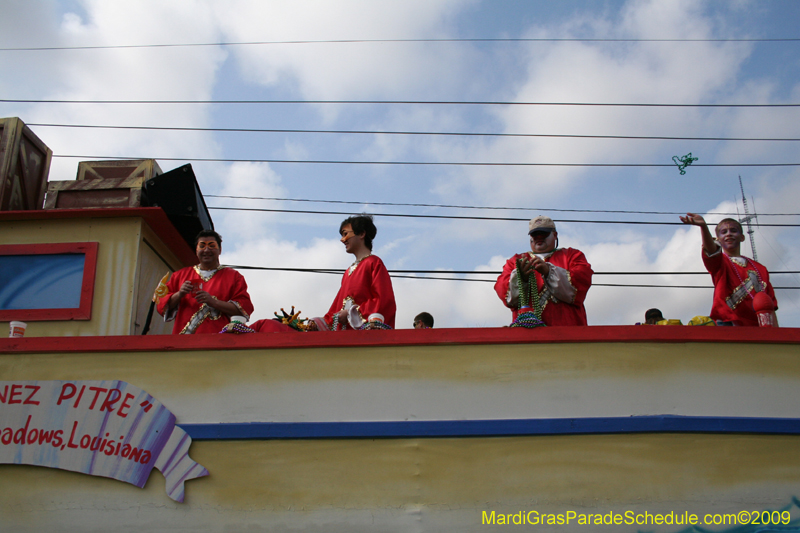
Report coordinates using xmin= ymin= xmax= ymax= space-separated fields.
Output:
xmin=1 ymin=117 xmax=799 ymax=532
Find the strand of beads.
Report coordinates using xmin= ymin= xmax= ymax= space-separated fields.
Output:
xmin=511 ymin=313 xmax=546 ymax=328
xmin=510 ymin=262 xmax=545 ymax=328
xmin=348 ymin=253 xmax=372 ymax=275
xmin=730 ymin=256 xmax=764 ymax=300
xmin=359 ymin=321 xmax=392 ymax=330
xmin=219 ymin=322 xmax=256 ymax=334
xmin=529 ymin=270 xmax=544 ymax=320
xmin=517 ymin=260 xmax=531 ymax=310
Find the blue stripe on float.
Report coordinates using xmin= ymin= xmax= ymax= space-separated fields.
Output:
xmin=180 ymin=415 xmax=800 ymax=440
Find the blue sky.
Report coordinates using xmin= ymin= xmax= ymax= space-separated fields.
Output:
xmin=2 ymin=0 xmax=798 ymax=328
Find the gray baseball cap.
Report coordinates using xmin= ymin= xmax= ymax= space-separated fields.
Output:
xmin=528 ymin=216 xmax=556 ymax=235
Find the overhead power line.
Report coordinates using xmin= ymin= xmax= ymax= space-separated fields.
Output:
xmin=26 ymin=122 xmax=800 ymax=142
xmin=229 ymin=265 xmax=800 ymax=276
xmin=2 ymin=37 xmax=799 ymax=52
xmin=394 ymin=276 xmax=800 ymax=288
xmin=51 ymin=154 xmax=800 ymax=169
xmin=208 ymin=206 xmax=800 ymax=227
xmin=589 ymin=284 xmax=797 ymax=289
xmin=227 ymin=264 xmax=800 ymax=288
xmin=207 ymin=194 xmax=800 ymax=217
xmin=453 ymin=280 xmax=800 ymax=288
xmin=5 ymin=98 xmax=800 ymax=108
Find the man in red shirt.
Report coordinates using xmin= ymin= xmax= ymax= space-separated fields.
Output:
xmin=495 ymin=216 xmax=593 ymax=326
xmin=680 ymin=214 xmax=777 ymax=326
xmin=157 ymin=230 xmax=254 ymax=334
xmin=309 ymin=215 xmax=396 ymax=331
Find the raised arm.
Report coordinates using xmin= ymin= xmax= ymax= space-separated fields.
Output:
xmin=680 ymin=213 xmax=719 ymax=256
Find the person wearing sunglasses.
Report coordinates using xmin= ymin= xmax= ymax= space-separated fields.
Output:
xmin=494 ymin=216 xmax=593 ymax=327
xmin=157 ymin=230 xmax=254 ymax=334
xmin=308 ymin=214 xmax=396 ymax=331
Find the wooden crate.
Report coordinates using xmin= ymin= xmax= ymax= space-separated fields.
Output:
xmin=0 ymin=117 xmax=53 ymax=211
xmin=44 ymin=159 xmax=162 ymax=209
xmin=75 ymin=159 xmax=162 ymax=181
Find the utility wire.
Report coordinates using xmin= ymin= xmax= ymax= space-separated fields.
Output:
xmin=440 ymin=279 xmax=799 ymax=288
xmin=208 ymin=206 xmax=800 ymax=226
xmin=51 ymin=154 xmax=800 ymax=169
xmin=228 ymin=265 xmax=800 ymax=276
xmin=392 ymin=275 xmax=799 ymax=288
xmin=2 ymin=37 xmax=799 ymax=52
xmin=207 ymin=194 xmax=800 ymax=217
xmin=227 ymin=265 xmax=799 ymax=288
xmin=5 ymin=98 xmax=800 ymax=107
xmin=25 ymin=122 xmax=800 ymax=142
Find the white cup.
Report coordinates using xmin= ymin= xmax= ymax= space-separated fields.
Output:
xmin=230 ymin=316 xmax=247 ymax=324
xmin=9 ymin=321 xmax=27 ymax=338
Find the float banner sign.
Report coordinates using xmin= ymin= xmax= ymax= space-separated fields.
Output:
xmin=0 ymin=380 xmax=208 ymax=502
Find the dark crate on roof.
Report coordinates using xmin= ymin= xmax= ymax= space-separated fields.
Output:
xmin=0 ymin=117 xmax=52 ymax=211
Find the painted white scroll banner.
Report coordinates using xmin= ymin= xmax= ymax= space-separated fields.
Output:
xmin=0 ymin=380 xmax=208 ymax=502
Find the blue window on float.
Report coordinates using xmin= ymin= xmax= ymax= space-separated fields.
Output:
xmin=0 ymin=254 xmax=86 ymax=310
xmin=0 ymin=242 xmax=98 ymax=321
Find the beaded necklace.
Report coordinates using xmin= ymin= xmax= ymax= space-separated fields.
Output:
xmin=728 ymin=255 xmax=763 ymax=300
xmin=510 ymin=260 xmax=545 ymax=328
xmin=519 ymin=268 xmax=544 ymax=320
xmin=193 ymin=265 xmax=222 ymax=282
xmin=348 ymin=253 xmax=372 ymax=275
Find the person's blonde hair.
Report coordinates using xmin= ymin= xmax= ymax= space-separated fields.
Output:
xmin=714 ymin=218 xmax=742 ymax=236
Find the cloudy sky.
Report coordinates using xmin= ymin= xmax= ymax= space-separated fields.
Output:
xmin=2 ymin=0 xmax=799 ymax=328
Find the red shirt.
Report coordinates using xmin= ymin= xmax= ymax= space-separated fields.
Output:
xmin=324 ymin=255 xmax=396 ymax=328
xmin=157 ymin=266 xmax=254 ymax=334
xmin=495 ymin=248 xmax=593 ymax=326
xmin=702 ymin=249 xmax=777 ymax=326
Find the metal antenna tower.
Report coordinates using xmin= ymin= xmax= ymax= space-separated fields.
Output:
xmin=738 ymin=175 xmax=758 ymax=261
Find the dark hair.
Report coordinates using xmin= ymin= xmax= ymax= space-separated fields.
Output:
xmin=715 ymin=218 xmax=743 ymax=235
xmin=340 ymin=214 xmax=377 ymax=251
xmin=195 ymin=229 xmax=222 ymax=248
xmin=414 ymin=312 xmax=434 ymax=328
xmin=644 ymin=308 xmax=664 ymax=322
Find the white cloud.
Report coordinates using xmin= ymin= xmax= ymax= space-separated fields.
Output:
xmin=446 ymin=1 xmax=756 ymax=204
xmin=3 ymin=0 xmax=228 ymax=180
xmin=212 ymin=0 xmax=475 ymax=103
xmin=222 ymin=236 xmax=343 ymax=323
xmin=212 ymin=162 xmax=287 ymax=234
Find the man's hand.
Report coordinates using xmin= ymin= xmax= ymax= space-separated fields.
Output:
xmin=517 ymin=257 xmax=534 ymax=282
xmin=680 ymin=213 xmax=719 ymax=255
xmin=194 ymin=290 xmax=242 ymax=318
xmin=168 ymin=281 xmax=195 ymax=310
xmin=518 ymin=256 xmax=549 ymax=281
xmin=680 ymin=213 xmax=707 ymax=227
xmin=194 ymin=289 xmax=215 ymax=307
xmin=178 ymin=281 xmax=194 ymax=297
xmin=529 ymin=255 xmax=551 ymax=277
